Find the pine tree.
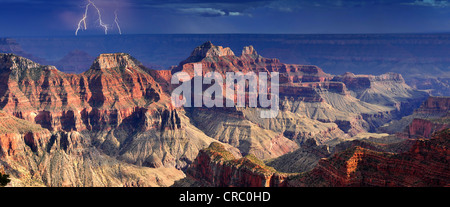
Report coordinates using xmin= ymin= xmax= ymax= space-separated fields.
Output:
xmin=0 ymin=172 xmax=11 ymax=187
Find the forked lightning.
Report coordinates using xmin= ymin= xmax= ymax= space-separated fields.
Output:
xmin=75 ymin=0 xmax=122 ymax=36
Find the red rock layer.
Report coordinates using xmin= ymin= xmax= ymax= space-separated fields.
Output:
xmin=186 ymin=142 xmax=289 ymax=187
xmin=186 ymin=129 xmax=449 ymax=187
xmin=406 ymin=96 xmax=450 ymax=138
xmin=408 ymin=118 xmax=449 ymax=138
xmin=292 ymin=129 xmax=449 ymax=187
xmin=332 ymin=72 xmax=405 ymax=91
xmin=171 ymin=42 xmax=333 ymax=103
xmin=170 ymin=42 xmax=426 ymax=136
xmin=415 ymin=96 xmax=450 ymax=115
xmin=0 ymin=53 xmax=176 ymax=132
xmin=0 ymin=111 xmax=52 ymax=157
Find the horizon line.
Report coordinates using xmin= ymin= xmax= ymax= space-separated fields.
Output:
xmin=3 ymin=32 xmax=450 ymax=38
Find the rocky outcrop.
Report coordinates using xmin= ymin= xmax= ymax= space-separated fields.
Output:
xmin=333 ymin=72 xmax=428 ymax=114
xmin=183 ymin=142 xmax=290 ymax=187
xmin=0 ymin=53 xmax=166 ymax=132
xmin=182 ymin=129 xmax=449 ymax=187
xmin=379 ymin=96 xmax=449 ymax=137
xmin=290 ymin=129 xmax=450 ymax=187
xmin=0 ymin=52 xmax=240 ymax=180
xmin=266 ymin=139 xmax=330 ymax=173
xmin=185 ymin=41 xmax=235 ymax=61
xmin=0 ymin=110 xmax=186 ymax=187
xmin=0 ymin=42 xmax=440 ymax=187
xmin=407 ymin=97 xmax=450 ymax=138
xmin=415 ymin=96 xmax=450 ymax=115
xmin=172 ymin=42 xmax=332 ymax=84
xmin=0 ymin=111 xmax=51 ymax=157
xmin=408 ymin=118 xmax=449 ymax=138
xmin=8 ymin=34 xmax=450 ymax=96
xmin=332 ymin=72 xmax=371 ymax=90
xmin=187 ymin=107 xmax=299 ymax=160
xmin=172 ymin=42 xmax=427 ymax=136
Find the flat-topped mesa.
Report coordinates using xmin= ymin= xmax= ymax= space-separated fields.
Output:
xmin=406 ymin=97 xmax=450 ymax=138
xmin=372 ymin=72 xmax=404 ymax=82
xmin=332 ymin=72 xmax=372 ymax=90
xmin=84 ymin=53 xmax=164 ymax=107
xmin=88 ymin=53 xmax=142 ymax=72
xmin=416 ymin=96 xmax=450 ymax=114
xmin=333 ymin=72 xmax=406 ymax=89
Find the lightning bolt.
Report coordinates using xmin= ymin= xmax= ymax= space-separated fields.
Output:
xmin=75 ymin=0 xmax=108 ymax=36
xmin=114 ymin=10 xmax=122 ymax=35
xmin=75 ymin=2 xmax=90 ymax=35
xmin=91 ymin=0 xmax=108 ymax=35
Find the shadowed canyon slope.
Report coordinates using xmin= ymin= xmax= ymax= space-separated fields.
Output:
xmin=179 ymin=129 xmax=449 ymax=187
xmin=0 ymin=41 xmax=445 ymax=187
xmin=379 ymin=96 xmax=450 ymax=138
xmin=0 ymin=51 xmax=241 ymax=186
xmin=173 ymin=42 xmax=428 ymax=146
xmin=0 ymin=110 xmax=186 ymax=187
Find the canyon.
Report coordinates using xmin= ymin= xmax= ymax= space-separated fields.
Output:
xmin=379 ymin=96 xmax=450 ymax=138
xmin=180 ymin=129 xmax=449 ymax=187
xmin=2 ymin=34 xmax=448 ymax=96
xmin=0 ymin=41 xmax=447 ymax=187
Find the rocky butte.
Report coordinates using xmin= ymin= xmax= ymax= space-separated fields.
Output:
xmin=379 ymin=96 xmax=450 ymax=138
xmin=0 ymin=41 xmax=446 ymax=187
xmin=0 ymin=51 xmax=240 ymax=186
xmin=179 ymin=129 xmax=449 ymax=187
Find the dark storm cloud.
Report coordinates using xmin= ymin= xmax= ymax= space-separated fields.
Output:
xmin=1 ymin=0 xmax=447 ymax=13
xmin=0 ymin=0 xmax=75 ymax=6
xmin=128 ymin=0 xmax=269 ymax=16
xmin=176 ymin=7 xmax=246 ymax=17
xmin=1 ymin=0 xmax=450 ymax=36
xmin=124 ymin=0 xmax=449 ymax=16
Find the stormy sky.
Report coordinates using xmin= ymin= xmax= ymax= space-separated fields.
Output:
xmin=0 ymin=0 xmax=449 ymax=36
